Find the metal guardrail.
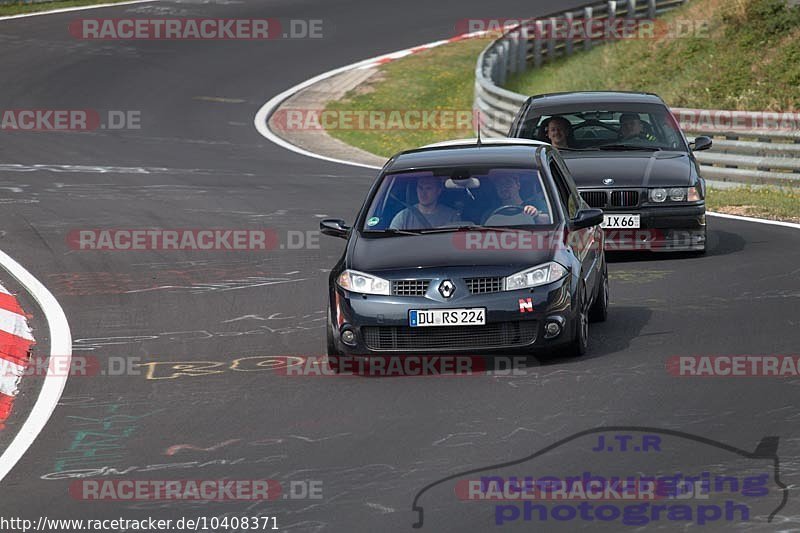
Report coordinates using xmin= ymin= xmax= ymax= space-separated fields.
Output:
xmin=474 ymin=0 xmax=800 ymax=186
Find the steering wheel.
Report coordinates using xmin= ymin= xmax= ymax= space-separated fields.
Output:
xmin=486 ymin=205 xmax=525 ymax=218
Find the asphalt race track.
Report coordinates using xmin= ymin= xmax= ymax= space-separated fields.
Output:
xmin=0 ymin=1 xmax=798 ymax=531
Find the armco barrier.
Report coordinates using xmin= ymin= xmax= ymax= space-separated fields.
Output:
xmin=474 ymin=0 xmax=800 ymax=186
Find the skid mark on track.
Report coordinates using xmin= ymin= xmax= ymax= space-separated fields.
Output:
xmin=165 ymin=439 xmax=242 ymax=456
xmin=125 ymin=276 xmax=306 ymax=294
xmin=0 ymin=163 xmax=255 ymax=177
xmin=609 ymin=269 xmax=673 ymax=284
xmin=163 ymin=433 xmax=352 ymax=456
xmin=432 ymin=432 xmax=487 ymax=448
xmin=48 ymin=269 xmax=309 ymax=296
xmin=365 ymin=502 xmax=396 ymax=513
xmin=73 ymin=311 xmax=326 ymax=351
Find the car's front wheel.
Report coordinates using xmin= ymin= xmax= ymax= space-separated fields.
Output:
xmin=326 ymin=305 xmax=345 ymax=373
xmin=589 ymin=262 xmax=609 ymax=323
xmin=562 ymin=284 xmax=589 ymax=358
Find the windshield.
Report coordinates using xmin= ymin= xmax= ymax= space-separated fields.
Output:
xmin=361 ymin=167 xmax=557 ymax=232
xmin=515 ymin=104 xmax=688 ymax=152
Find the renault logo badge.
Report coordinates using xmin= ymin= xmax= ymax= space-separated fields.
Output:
xmin=603 ymin=178 xmax=615 ymax=185
xmin=438 ymin=280 xmax=456 ymax=299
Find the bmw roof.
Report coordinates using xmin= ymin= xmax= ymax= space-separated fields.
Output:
xmin=384 ymin=138 xmax=550 ymax=172
xmin=526 ymin=91 xmax=667 ymax=106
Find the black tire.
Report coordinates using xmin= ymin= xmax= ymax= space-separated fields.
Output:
xmin=589 ymin=262 xmax=609 ymax=323
xmin=562 ymin=284 xmax=589 ymax=358
xmin=326 ymin=306 xmax=344 ymax=373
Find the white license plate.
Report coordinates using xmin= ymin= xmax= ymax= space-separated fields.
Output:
xmin=409 ymin=308 xmax=486 ymax=327
xmin=602 ymin=214 xmax=640 ymax=229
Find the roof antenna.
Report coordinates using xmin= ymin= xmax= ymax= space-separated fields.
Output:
xmin=476 ymin=122 xmax=483 ymax=147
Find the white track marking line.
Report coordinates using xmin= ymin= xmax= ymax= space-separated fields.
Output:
xmin=706 ymin=211 xmax=800 ymax=229
xmin=253 ymin=59 xmax=385 ymax=170
xmin=253 ymin=30 xmax=492 ymax=171
xmin=254 ymin=38 xmax=800 ymax=231
xmin=0 ymin=249 xmax=71 ymax=483
xmin=0 ymin=0 xmax=157 ymax=21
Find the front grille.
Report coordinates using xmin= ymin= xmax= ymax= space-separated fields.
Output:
xmin=580 ymin=191 xmax=608 ymax=208
xmin=610 ymin=190 xmax=640 ymax=208
xmin=466 ymin=277 xmax=503 ymax=294
xmin=362 ymin=321 xmax=538 ymax=351
xmin=391 ymin=279 xmax=430 ymax=296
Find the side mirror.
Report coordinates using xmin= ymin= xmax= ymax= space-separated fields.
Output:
xmin=690 ymin=136 xmax=713 ymax=152
xmin=571 ymin=208 xmax=604 ymax=230
xmin=320 ymin=219 xmax=350 ymax=239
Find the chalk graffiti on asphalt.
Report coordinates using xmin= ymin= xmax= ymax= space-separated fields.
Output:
xmin=73 ymin=311 xmax=326 ymax=351
xmin=137 ymin=356 xmax=305 ymax=380
xmin=52 ymin=403 xmax=165 ymax=473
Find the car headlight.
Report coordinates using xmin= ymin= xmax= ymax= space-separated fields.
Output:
xmin=649 ymin=188 xmax=668 ymax=203
xmin=668 ymin=187 xmax=686 ymax=201
xmin=337 ymin=270 xmax=391 ymax=295
xmin=504 ymin=262 xmax=567 ymax=291
xmin=649 ymin=186 xmax=702 ymax=203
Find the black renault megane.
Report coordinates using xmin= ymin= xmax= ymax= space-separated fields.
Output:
xmin=320 ymin=139 xmax=608 ymax=369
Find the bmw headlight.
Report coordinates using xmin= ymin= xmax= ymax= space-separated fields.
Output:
xmin=337 ymin=270 xmax=391 ymax=295
xmin=504 ymin=262 xmax=567 ymax=291
xmin=668 ymin=187 xmax=686 ymax=201
xmin=649 ymin=186 xmax=702 ymax=203
xmin=649 ymin=188 xmax=668 ymax=203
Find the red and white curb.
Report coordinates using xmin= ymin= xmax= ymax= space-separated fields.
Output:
xmin=355 ymin=31 xmax=490 ymax=70
xmin=0 ymin=284 xmax=34 ymax=429
xmin=0 ymin=247 xmax=71 ymax=484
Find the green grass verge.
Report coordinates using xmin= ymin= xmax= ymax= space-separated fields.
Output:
xmin=706 ymin=186 xmax=800 ymax=223
xmin=325 ymin=37 xmax=487 ymax=158
xmin=506 ymin=0 xmax=800 ymax=111
xmin=0 ymin=0 xmax=134 ymax=16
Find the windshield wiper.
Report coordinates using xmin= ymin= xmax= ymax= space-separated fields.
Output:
xmin=557 ymin=146 xmax=600 ymax=151
xmin=369 ymin=228 xmax=425 ymax=236
xmin=596 ymin=144 xmax=662 ymax=151
xmin=416 ymin=225 xmax=534 ymax=234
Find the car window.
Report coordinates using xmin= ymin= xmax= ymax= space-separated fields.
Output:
xmin=361 ymin=167 xmax=557 ymax=232
xmin=517 ymin=104 xmax=689 ymax=152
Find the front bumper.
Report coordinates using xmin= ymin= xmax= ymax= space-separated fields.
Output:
xmin=330 ymin=279 xmax=577 ymax=356
xmin=602 ymin=204 xmax=706 ymax=252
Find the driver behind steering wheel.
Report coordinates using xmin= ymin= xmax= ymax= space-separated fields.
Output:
xmin=619 ymin=113 xmax=657 ymax=142
xmin=485 ymin=174 xmax=550 ymax=224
